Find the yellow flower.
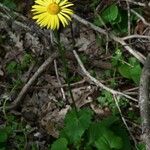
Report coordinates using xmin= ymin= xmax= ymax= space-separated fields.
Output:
xmin=32 ymin=0 xmax=74 ymax=30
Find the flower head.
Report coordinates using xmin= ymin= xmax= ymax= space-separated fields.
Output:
xmin=32 ymin=0 xmax=74 ymax=30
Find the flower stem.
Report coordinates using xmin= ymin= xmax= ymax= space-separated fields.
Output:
xmin=54 ymin=31 xmax=78 ymax=112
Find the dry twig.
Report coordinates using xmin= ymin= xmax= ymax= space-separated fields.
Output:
xmin=73 ymin=50 xmax=138 ymax=102
xmin=72 ymin=14 xmax=145 ymax=64
xmin=113 ymin=95 xmax=138 ymax=149
xmin=6 ymin=52 xmax=59 ymax=110
xmin=131 ymin=9 xmax=150 ymax=27
xmin=54 ymin=60 xmax=66 ymax=101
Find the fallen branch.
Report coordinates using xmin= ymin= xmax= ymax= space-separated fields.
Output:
xmin=6 ymin=52 xmax=59 ymax=110
xmin=73 ymin=50 xmax=138 ymax=102
xmin=139 ymin=54 xmax=150 ymax=150
xmin=131 ymin=9 xmax=150 ymax=27
xmin=72 ymin=14 xmax=145 ymax=64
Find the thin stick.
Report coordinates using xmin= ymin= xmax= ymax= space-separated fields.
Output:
xmin=6 ymin=52 xmax=59 ymax=110
xmin=122 ymin=0 xmax=149 ymax=7
xmin=54 ymin=60 xmax=66 ymax=101
xmin=131 ymin=9 xmax=150 ymax=27
xmin=73 ymin=50 xmax=138 ymax=102
xmin=126 ymin=0 xmax=131 ymax=36
xmin=113 ymin=95 xmax=138 ymax=149
xmin=122 ymin=35 xmax=150 ymax=40
xmin=72 ymin=14 xmax=145 ymax=64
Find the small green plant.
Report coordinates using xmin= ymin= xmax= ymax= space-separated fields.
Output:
xmin=97 ymin=90 xmax=128 ymax=114
xmin=2 ymin=0 xmax=16 ymax=9
xmin=0 ymin=114 xmax=30 ymax=150
xmin=50 ymin=108 xmax=131 ymax=150
xmin=112 ymin=49 xmax=142 ymax=85
xmin=6 ymin=53 xmax=34 ymax=91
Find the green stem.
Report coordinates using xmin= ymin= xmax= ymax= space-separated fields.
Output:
xmin=54 ymin=31 xmax=78 ymax=112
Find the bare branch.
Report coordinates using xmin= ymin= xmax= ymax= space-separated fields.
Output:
xmin=131 ymin=9 xmax=150 ymax=27
xmin=73 ymin=50 xmax=138 ymax=102
xmin=122 ymin=35 xmax=150 ymax=40
xmin=6 ymin=52 xmax=59 ymax=110
xmin=72 ymin=14 xmax=145 ymax=64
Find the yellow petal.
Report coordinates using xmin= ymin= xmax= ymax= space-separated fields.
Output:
xmin=61 ymin=3 xmax=73 ymax=9
xmin=59 ymin=0 xmax=68 ymax=6
xmin=60 ymin=12 xmax=71 ymax=21
xmin=32 ymin=5 xmax=47 ymax=13
xmin=61 ymin=8 xmax=73 ymax=14
xmin=55 ymin=0 xmax=60 ymax=4
xmin=58 ymin=14 xmax=68 ymax=27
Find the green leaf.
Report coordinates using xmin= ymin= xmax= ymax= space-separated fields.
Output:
xmin=130 ymin=65 xmax=141 ymax=84
xmin=87 ymin=122 xmax=103 ymax=145
xmin=60 ymin=109 xmax=93 ymax=144
xmin=95 ymin=129 xmax=123 ymax=150
xmin=99 ymin=116 xmax=118 ymax=128
xmin=118 ymin=57 xmax=141 ymax=84
xmin=111 ymin=124 xmax=131 ymax=150
xmin=102 ymin=4 xmax=118 ymax=23
xmin=137 ymin=143 xmax=146 ymax=150
xmin=51 ymin=138 xmax=68 ymax=150
xmin=6 ymin=61 xmax=18 ymax=74
xmin=129 ymin=57 xmax=141 ymax=84
xmin=88 ymin=116 xmax=118 ymax=146
xmin=94 ymin=4 xmax=118 ymax=26
xmin=118 ymin=63 xmax=131 ymax=79
xmin=110 ymin=136 xmax=123 ymax=149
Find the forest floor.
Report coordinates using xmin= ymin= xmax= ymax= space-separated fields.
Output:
xmin=0 ymin=0 xmax=150 ymax=149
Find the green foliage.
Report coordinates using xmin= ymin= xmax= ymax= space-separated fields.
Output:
xmin=97 ymin=90 xmax=128 ymax=114
xmin=137 ymin=143 xmax=146 ymax=150
xmin=60 ymin=109 xmax=93 ymax=145
xmin=112 ymin=49 xmax=142 ymax=85
xmin=6 ymin=53 xmax=34 ymax=76
xmin=6 ymin=53 xmax=34 ymax=90
xmin=118 ymin=57 xmax=141 ymax=85
xmin=95 ymin=130 xmax=123 ymax=150
xmin=0 ymin=114 xmax=30 ymax=150
xmin=94 ymin=4 xmax=128 ymax=34
xmin=88 ymin=116 xmax=131 ymax=150
xmin=93 ymin=4 xmax=143 ymax=34
xmin=50 ymin=109 xmax=131 ymax=150
xmin=2 ymin=0 xmax=16 ymax=9
xmin=51 ymin=138 xmax=68 ymax=150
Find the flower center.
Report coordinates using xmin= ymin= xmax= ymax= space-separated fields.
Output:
xmin=47 ymin=3 xmax=60 ymax=15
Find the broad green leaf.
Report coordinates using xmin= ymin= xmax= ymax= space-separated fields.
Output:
xmin=87 ymin=122 xmax=103 ymax=145
xmin=95 ymin=137 xmax=111 ymax=150
xmin=130 ymin=65 xmax=141 ymax=84
xmin=51 ymin=138 xmax=68 ymax=150
xmin=99 ymin=116 xmax=118 ymax=128
xmin=95 ymin=129 xmax=123 ymax=150
xmin=118 ymin=63 xmax=131 ymax=79
xmin=94 ymin=4 xmax=118 ymax=26
xmin=110 ymin=136 xmax=123 ymax=149
xmin=61 ymin=109 xmax=93 ymax=144
xmin=129 ymin=57 xmax=141 ymax=84
xmin=102 ymin=4 xmax=118 ymax=23
xmin=111 ymin=124 xmax=131 ymax=150
xmin=88 ymin=116 xmax=118 ymax=146
xmin=118 ymin=57 xmax=141 ymax=84
xmin=137 ymin=143 xmax=146 ymax=150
